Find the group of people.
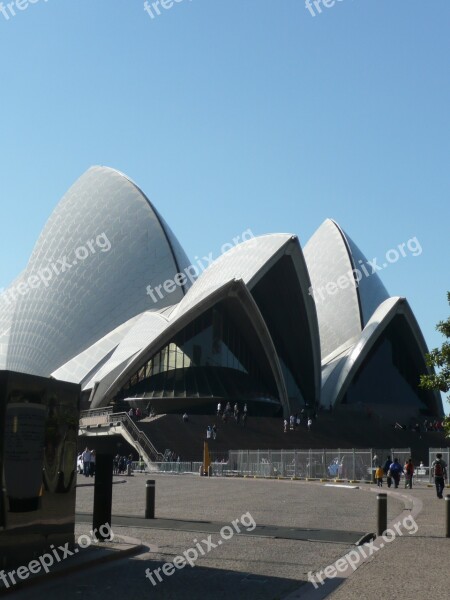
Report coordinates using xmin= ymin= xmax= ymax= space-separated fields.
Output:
xmin=375 ymin=457 xmax=414 ymax=489
xmin=395 ymin=420 xmax=445 ymax=433
xmin=217 ymin=402 xmax=248 ymax=425
xmin=113 ymin=453 xmax=134 ymax=475
xmin=374 ymin=453 xmax=448 ymax=498
xmin=128 ymin=406 xmax=144 ymax=421
xmin=423 ymin=419 xmax=445 ymax=432
xmin=81 ymin=447 xmax=96 ymax=477
xmin=283 ymin=412 xmax=313 ymax=432
xmin=206 ymin=424 xmax=218 ymax=440
xmin=165 ymin=450 xmax=181 ymax=462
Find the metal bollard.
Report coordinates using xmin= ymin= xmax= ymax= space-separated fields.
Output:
xmin=377 ymin=493 xmax=387 ymax=536
xmin=446 ymin=495 xmax=450 ymax=538
xmin=145 ymin=480 xmax=155 ymax=519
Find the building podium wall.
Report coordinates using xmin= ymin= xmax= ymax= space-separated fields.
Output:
xmin=0 ymin=371 xmax=80 ymax=569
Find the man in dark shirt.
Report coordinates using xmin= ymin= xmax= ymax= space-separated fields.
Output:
xmin=431 ymin=453 xmax=448 ymax=499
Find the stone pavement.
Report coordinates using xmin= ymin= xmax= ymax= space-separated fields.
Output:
xmin=8 ymin=474 xmax=449 ymax=599
xmin=325 ymin=486 xmax=449 ymax=600
xmin=75 ymin=513 xmax=369 ymax=545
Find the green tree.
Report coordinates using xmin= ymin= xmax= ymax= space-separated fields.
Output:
xmin=419 ymin=291 xmax=450 ymax=436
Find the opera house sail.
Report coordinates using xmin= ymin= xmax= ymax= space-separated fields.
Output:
xmin=0 ymin=167 xmax=443 ymax=420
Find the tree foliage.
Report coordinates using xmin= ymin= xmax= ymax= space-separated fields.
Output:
xmin=419 ymin=292 xmax=450 ymax=436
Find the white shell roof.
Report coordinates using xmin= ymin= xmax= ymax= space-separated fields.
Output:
xmin=320 ymin=296 xmax=442 ymax=413
xmin=0 ymin=273 xmax=26 ymax=369
xmin=304 ymin=219 xmax=389 ymax=362
xmin=0 ymin=166 xmax=191 ymax=377
xmin=60 ymin=234 xmax=318 ymax=412
xmin=51 ymin=313 xmax=143 ymax=385
xmin=170 ymin=233 xmax=321 ymax=406
xmin=344 ymin=232 xmax=389 ymax=326
xmin=65 ymin=235 xmax=297 ymax=393
xmin=88 ymin=279 xmax=289 ymax=411
xmin=83 ymin=309 xmax=171 ymax=393
xmin=171 ymin=234 xmax=296 ymax=319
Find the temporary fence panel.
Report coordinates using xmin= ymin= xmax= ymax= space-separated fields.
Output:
xmin=226 ymin=448 xmax=410 ymax=481
xmin=127 ymin=448 xmax=414 ymax=479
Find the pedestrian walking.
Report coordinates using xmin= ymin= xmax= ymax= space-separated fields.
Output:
xmin=404 ymin=458 xmax=414 ymax=489
xmin=383 ymin=456 xmax=392 ymax=488
xmin=431 ymin=453 xmax=448 ymax=499
xmin=375 ymin=465 xmax=383 ymax=487
xmin=389 ymin=458 xmax=404 ymax=488
xmin=82 ymin=447 xmax=91 ymax=477
xmin=89 ymin=449 xmax=96 ymax=477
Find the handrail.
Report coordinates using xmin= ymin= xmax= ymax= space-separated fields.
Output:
xmin=109 ymin=412 xmax=164 ymax=462
xmin=79 ymin=409 xmax=164 ymax=462
xmin=80 ymin=406 xmax=113 ymax=419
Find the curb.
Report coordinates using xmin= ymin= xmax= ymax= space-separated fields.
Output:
xmin=281 ymin=482 xmax=424 ymax=600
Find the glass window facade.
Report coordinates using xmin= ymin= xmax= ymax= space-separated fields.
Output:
xmin=251 ymin=255 xmax=315 ymax=410
xmin=341 ymin=316 xmax=432 ymax=412
xmin=120 ymin=305 xmax=279 ymax=408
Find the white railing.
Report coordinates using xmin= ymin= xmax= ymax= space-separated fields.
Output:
xmin=80 ymin=406 xmax=113 ymax=419
xmin=79 ymin=410 xmax=164 ymax=463
xmin=110 ymin=412 xmax=164 ymax=462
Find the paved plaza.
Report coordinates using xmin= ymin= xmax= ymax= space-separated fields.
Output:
xmin=8 ymin=473 xmax=449 ymax=600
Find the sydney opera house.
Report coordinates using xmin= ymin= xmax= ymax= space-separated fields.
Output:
xmin=0 ymin=166 xmax=443 ymax=422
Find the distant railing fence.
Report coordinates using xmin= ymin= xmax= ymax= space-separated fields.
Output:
xmin=227 ymin=448 xmax=411 ymax=481
xmin=127 ymin=449 xmax=414 ymax=480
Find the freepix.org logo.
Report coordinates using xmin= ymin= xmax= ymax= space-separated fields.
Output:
xmin=143 ymin=0 xmax=192 ymax=21
xmin=146 ymin=228 xmax=255 ymax=304
xmin=0 ymin=0 xmax=49 ymax=22
xmin=308 ymin=515 xmax=418 ymax=589
xmin=308 ymin=236 xmax=422 ymax=304
xmin=0 ymin=233 xmax=111 ymax=307
xmin=305 ymin=0 xmax=346 ymax=18
xmin=0 ymin=523 xmax=114 ymax=588
xmin=145 ymin=511 xmax=256 ymax=587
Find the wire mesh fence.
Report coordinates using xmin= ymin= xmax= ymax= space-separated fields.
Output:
xmin=132 ymin=448 xmax=413 ymax=480
xmin=226 ymin=448 xmax=412 ymax=481
xmin=131 ymin=461 xmax=202 ymax=474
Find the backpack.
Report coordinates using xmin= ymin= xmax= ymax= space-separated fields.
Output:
xmin=406 ymin=463 xmax=413 ymax=475
xmin=434 ymin=461 xmax=444 ymax=477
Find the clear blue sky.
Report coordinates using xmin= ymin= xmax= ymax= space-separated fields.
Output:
xmin=0 ymin=1 xmax=449 ymax=410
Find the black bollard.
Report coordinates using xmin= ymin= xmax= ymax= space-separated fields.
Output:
xmin=446 ymin=495 xmax=450 ymax=538
xmin=377 ymin=493 xmax=387 ymax=536
xmin=93 ymin=454 xmax=113 ymax=540
xmin=145 ymin=480 xmax=155 ymax=519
